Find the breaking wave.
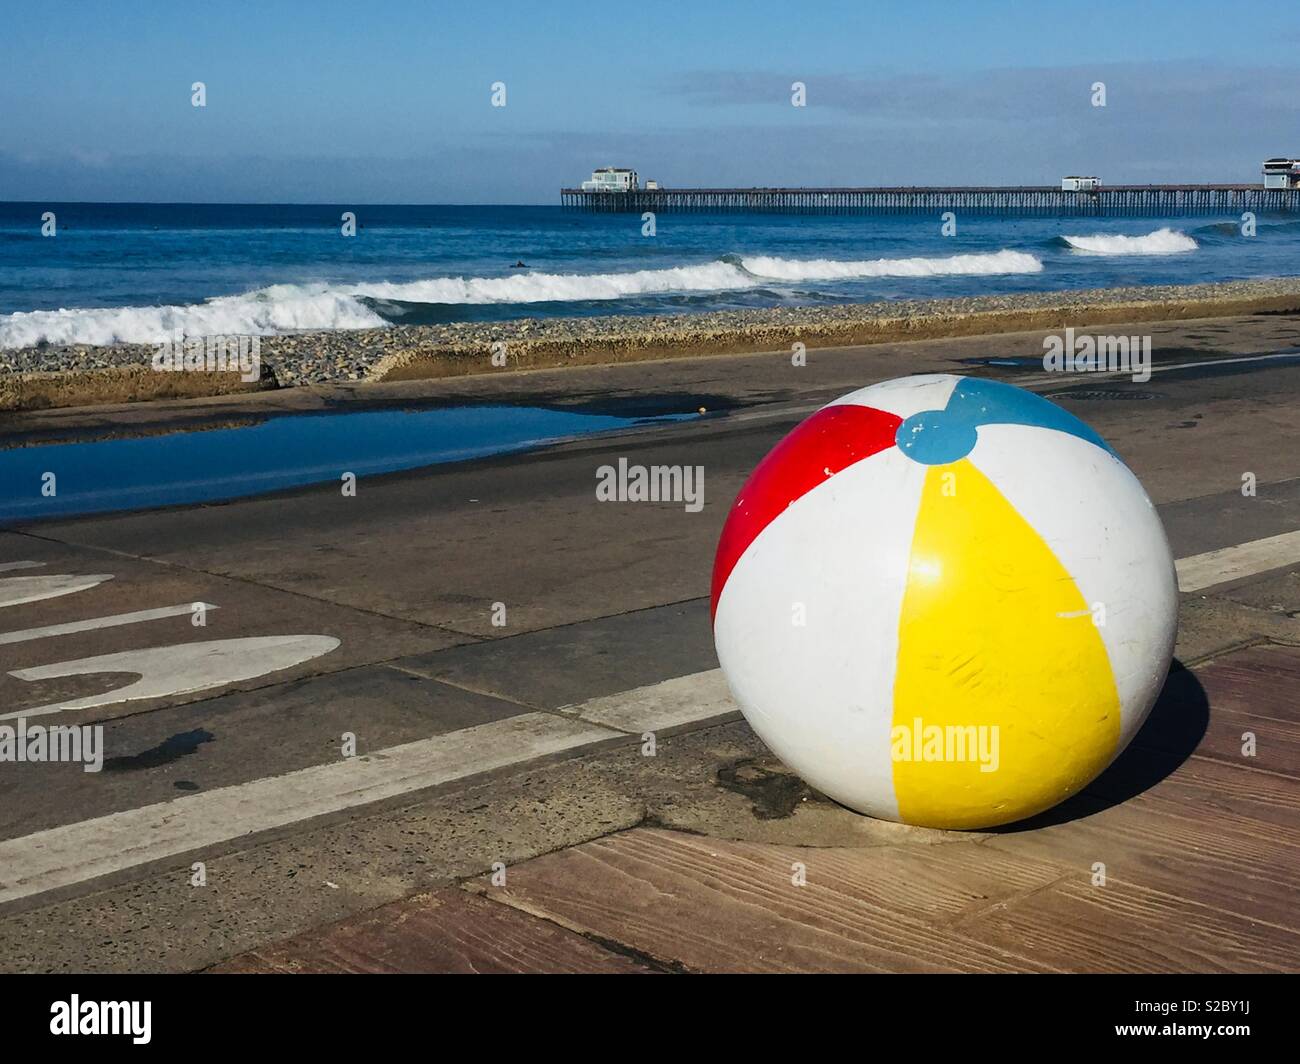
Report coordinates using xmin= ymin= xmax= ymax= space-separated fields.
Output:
xmin=739 ymin=249 xmax=1042 ymax=280
xmin=0 ymin=250 xmax=1045 ymax=349
xmin=0 ymin=289 xmax=390 ymax=350
xmin=1060 ymin=227 xmax=1198 ymax=255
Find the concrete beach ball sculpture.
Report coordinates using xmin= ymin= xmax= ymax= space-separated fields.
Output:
xmin=711 ymin=374 xmax=1178 ymax=830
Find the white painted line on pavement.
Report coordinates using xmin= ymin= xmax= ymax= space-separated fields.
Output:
xmin=1176 ymin=529 xmax=1300 ymax=593
xmin=0 ymin=561 xmax=45 ymax=574
xmin=1153 ymin=350 xmax=1300 ymax=375
xmin=563 ymin=669 xmax=738 ymax=732
xmin=0 ymin=711 xmax=620 ymax=906
xmin=0 ymin=573 xmax=113 ymax=609
xmin=0 ymin=602 xmax=219 ymax=647
xmin=0 ymin=672 xmax=741 ymax=907
xmin=4 ymin=635 xmax=341 ymax=720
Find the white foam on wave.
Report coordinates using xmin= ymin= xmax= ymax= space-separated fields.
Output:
xmin=740 ymin=249 xmax=1043 ymax=280
xmin=0 ymin=250 xmax=1045 ymax=349
xmin=0 ymin=288 xmax=388 ymax=350
xmin=1060 ymin=227 xmax=1197 ymax=256
xmin=354 ymin=260 xmax=756 ymax=305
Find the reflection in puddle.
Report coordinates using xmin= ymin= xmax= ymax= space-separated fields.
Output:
xmin=0 ymin=405 xmax=695 ymax=523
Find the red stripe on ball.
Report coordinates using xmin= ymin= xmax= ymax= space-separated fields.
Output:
xmin=711 ymin=403 xmax=902 ymax=621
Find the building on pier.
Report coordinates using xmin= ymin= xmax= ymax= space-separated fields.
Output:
xmin=580 ymin=167 xmax=639 ymax=192
xmin=1263 ymin=159 xmax=1300 ymax=190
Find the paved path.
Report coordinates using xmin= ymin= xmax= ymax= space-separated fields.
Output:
xmin=2 ymin=311 xmax=1300 ymax=971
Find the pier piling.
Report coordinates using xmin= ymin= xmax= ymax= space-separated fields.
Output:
xmin=560 ymin=185 xmax=1297 ymax=215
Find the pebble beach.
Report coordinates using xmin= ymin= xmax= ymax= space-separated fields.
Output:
xmin=3 ymin=277 xmax=1300 ymax=411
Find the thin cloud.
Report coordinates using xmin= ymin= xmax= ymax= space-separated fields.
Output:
xmin=6 ymin=59 xmax=1297 ymax=201
xmin=664 ymin=61 xmax=1300 ymax=125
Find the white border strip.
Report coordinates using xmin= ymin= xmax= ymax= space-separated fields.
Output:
xmin=0 ymin=712 xmax=620 ymax=906
xmin=0 ymin=669 xmax=739 ymax=907
xmin=1176 ymin=529 xmax=1300 ymax=592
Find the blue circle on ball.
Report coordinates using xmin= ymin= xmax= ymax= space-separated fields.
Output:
xmin=895 ymin=410 xmax=979 ymax=465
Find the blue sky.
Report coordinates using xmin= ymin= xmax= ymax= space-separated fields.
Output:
xmin=3 ymin=0 xmax=1298 ymax=203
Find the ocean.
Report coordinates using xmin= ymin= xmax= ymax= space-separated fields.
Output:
xmin=1 ymin=203 xmax=1297 ymax=349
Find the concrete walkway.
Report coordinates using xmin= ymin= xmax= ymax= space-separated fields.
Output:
xmin=3 ymin=311 xmax=1300 ymax=971
xmin=214 ymin=642 xmax=1300 ymax=973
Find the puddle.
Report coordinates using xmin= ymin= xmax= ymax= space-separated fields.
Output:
xmin=958 ymin=357 xmax=1044 ymax=370
xmin=0 ymin=405 xmax=695 ymax=523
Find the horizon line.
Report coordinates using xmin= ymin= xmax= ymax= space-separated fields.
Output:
xmin=0 ymin=199 xmax=559 ymax=208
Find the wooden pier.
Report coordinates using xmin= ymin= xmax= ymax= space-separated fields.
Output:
xmin=561 ymin=184 xmax=1299 ymax=215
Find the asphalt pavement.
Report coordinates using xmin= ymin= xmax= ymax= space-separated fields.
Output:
xmin=2 ymin=310 xmax=1299 ymax=972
